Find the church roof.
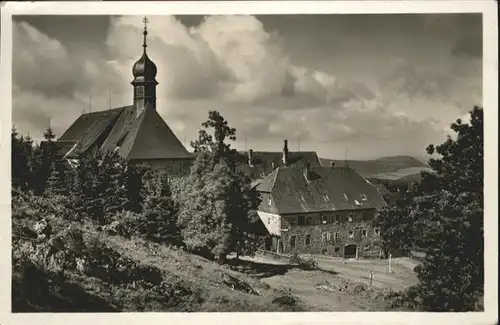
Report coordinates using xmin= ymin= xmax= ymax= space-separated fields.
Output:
xmin=57 ymin=106 xmax=192 ymax=161
xmin=118 ymin=107 xmax=193 ymax=160
xmin=60 ymin=107 xmax=125 ymax=158
xmin=58 ymin=107 xmax=124 ymax=141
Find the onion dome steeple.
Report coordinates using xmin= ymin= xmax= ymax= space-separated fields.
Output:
xmin=131 ymin=16 xmax=158 ymax=116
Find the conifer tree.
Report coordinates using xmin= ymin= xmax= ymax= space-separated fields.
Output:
xmin=11 ymin=127 xmax=32 ymax=190
xmin=29 ymin=126 xmax=60 ymax=195
xmin=140 ymin=171 xmax=180 ymax=244
xmin=45 ymin=162 xmax=68 ymax=197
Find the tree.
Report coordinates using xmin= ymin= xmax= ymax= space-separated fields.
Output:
xmin=29 ymin=126 xmax=60 ymax=195
xmin=12 ymin=127 xmax=33 ymax=191
xmin=69 ymin=150 xmax=146 ymax=224
xmin=45 ymin=162 xmax=68 ymax=197
xmin=135 ymin=170 xmax=181 ymax=244
xmin=378 ymin=106 xmax=484 ymax=311
xmin=190 ymin=111 xmax=236 ymax=159
xmin=373 ymin=190 xmax=415 ymax=257
xmin=178 ymin=111 xmax=261 ymax=263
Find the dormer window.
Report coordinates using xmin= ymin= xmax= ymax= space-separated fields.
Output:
xmin=354 ymin=200 xmax=361 ymax=206
xmin=348 ymin=230 xmax=354 ymax=238
xmin=360 ymin=194 xmax=368 ymax=201
xmin=343 ymin=193 xmax=349 ymax=201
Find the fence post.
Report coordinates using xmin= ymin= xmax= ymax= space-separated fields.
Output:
xmin=388 ymin=253 xmax=392 ymax=273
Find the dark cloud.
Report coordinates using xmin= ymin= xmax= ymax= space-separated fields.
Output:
xmin=452 ymin=36 xmax=482 ymax=58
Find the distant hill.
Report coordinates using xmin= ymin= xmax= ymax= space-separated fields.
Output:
xmin=320 ymin=155 xmax=429 ymax=177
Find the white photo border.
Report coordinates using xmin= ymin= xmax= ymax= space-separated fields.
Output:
xmin=1 ymin=1 xmax=497 ymax=325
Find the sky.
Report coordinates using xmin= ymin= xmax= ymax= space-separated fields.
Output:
xmin=11 ymin=14 xmax=482 ymax=160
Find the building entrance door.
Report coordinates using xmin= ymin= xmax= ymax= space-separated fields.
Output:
xmin=344 ymin=244 xmax=357 ymax=259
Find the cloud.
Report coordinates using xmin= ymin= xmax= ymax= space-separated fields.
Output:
xmin=422 ymin=14 xmax=482 ymax=59
xmin=12 ymin=15 xmax=482 ymax=159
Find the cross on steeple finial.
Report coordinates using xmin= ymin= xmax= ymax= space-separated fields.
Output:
xmin=142 ymin=16 xmax=149 ymax=51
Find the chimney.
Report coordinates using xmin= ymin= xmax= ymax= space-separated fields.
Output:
xmin=304 ymin=163 xmax=312 ymax=181
xmin=248 ymin=149 xmax=254 ymax=166
xmin=282 ymin=139 xmax=289 ymax=165
xmin=330 ymin=161 xmax=336 ymax=168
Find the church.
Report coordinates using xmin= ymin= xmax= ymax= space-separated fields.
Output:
xmin=51 ymin=18 xmax=194 ymax=174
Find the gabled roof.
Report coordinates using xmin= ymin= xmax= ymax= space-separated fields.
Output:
xmin=59 ymin=107 xmax=126 ymax=158
xmin=59 ymin=107 xmax=125 ymax=141
xmin=99 ymin=105 xmax=137 ymax=153
xmin=237 ymin=151 xmax=321 ymax=180
xmin=54 ymin=106 xmax=192 ymax=161
xmin=255 ymin=166 xmax=387 ymax=214
xmin=117 ymin=108 xmax=193 ymax=160
xmin=40 ymin=140 xmax=77 ymax=158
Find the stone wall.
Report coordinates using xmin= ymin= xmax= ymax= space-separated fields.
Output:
xmin=279 ymin=209 xmax=382 ymax=258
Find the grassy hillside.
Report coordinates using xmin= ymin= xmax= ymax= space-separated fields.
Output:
xmin=320 ymin=156 xmax=431 ymax=181
xmin=12 ymin=191 xmax=417 ymax=312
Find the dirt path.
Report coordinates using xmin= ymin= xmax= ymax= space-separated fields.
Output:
xmin=240 ymin=255 xmax=420 ymax=311
xmin=314 ymin=257 xmax=419 ymax=291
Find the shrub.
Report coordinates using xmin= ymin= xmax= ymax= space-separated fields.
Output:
xmin=289 ymin=253 xmax=319 ymax=270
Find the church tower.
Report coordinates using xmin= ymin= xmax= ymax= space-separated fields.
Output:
xmin=131 ymin=17 xmax=158 ymax=117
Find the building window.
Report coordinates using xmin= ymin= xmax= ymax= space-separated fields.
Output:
xmin=334 ymin=246 xmax=341 ymax=253
xmin=305 ymin=234 xmax=311 ymax=246
xmin=305 ymin=216 xmax=314 ymax=225
xmin=321 ymin=214 xmax=328 ymax=224
xmin=297 ymin=215 xmax=305 ymax=225
xmin=323 ymin=195 xmax=330 ymax=202
xmin=290 ymin=236 xmax=296 ymax=248
xmin=267 ymin=218 xmax=271 ymax=225
xmin=289 ymin=216 xmax=297 ymax=226
xmin=360 ymin=193 xmax=368 ymax=201
xmin=362 ymin=210 xmax=372 ymax=221
xmin=136 ymin=86 xmax=145 ymax=97
xmin=354 ymin=200 xmax=361 ymax=206
xmin=348 ymin=230 xmax=354 ymax=239
xmin=362 ymin=229 xmax=367 ymax=237
xmin=322 ymin=232 xmax=331 ymax=242
xmin=267 ymin=197 xmax=272 ymax=206
xmin=333 ymin=232 xmax=340 ymax=242
xmin=374 ymin=227 xmax=381 ymax=236
xmin=348 ymin=215 xmax=353 ymax=222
